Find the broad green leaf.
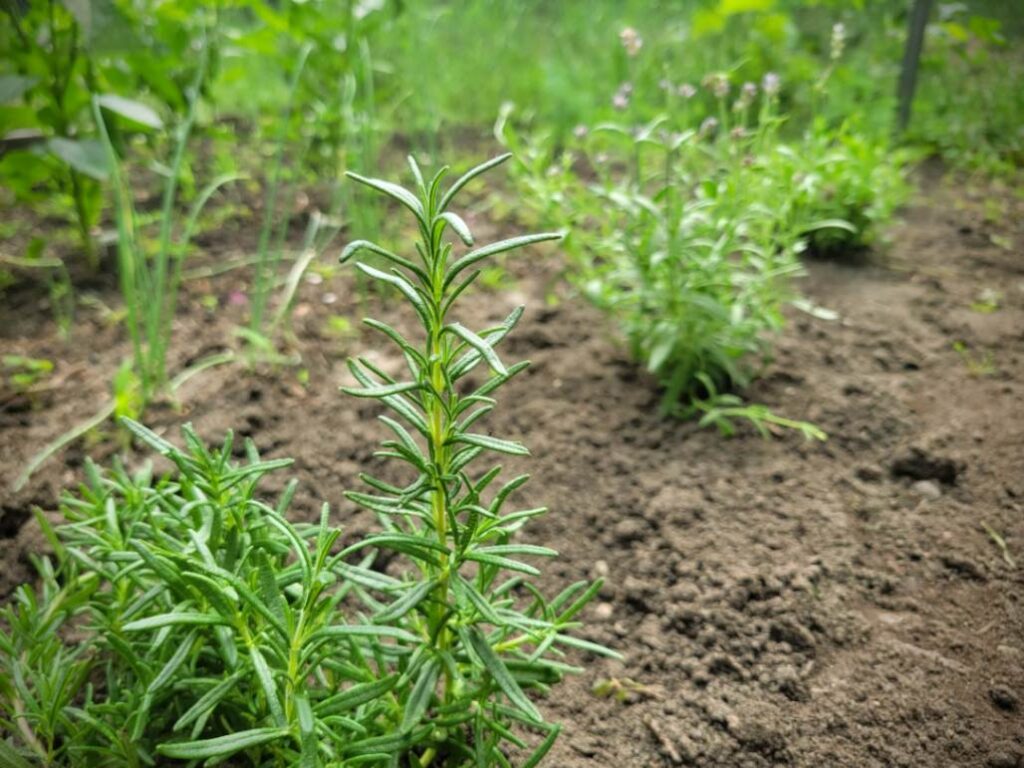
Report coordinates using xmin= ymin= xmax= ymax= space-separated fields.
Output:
xmin=97 ymin=94 xmax=163 ymax=129
xmin=47 ymin=138 xmax=109 ymax=180
xmin=156 ymin=728 xmax=290 ymax=760
xmin=63 ymin=0 xmax=138 ymax=52
xmin=0 ymin=75 xmax=37 ymax=104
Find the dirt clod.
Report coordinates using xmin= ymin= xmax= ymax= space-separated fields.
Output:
xmin=891 ymin=446 xmax=963 ymax=485
xmin=989 ymin=684 xmax=1019 ymax=712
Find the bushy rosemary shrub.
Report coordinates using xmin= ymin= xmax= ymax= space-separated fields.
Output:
xmin=500 ymin=85 xmax=830 ymax=439
xmin=0 ymin=155 xmax=613 ymax=767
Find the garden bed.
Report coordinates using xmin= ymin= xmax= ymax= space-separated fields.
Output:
xmin=2 ymin=170 xmax=1023 ymax=766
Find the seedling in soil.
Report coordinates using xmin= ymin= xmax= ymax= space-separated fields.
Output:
xmin=953 ymin=340 xmax=997 ymax=377
xmin=338 ymin=152 xmax=618 ymax=764
xmin=0 ymin=154 xmax=615 ymax=768
xmin=2 ymin=355 xmax=54 ymax=394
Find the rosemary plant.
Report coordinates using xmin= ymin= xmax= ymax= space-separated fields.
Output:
xmin=337 ymin=153 xmax=616 ymax=765
xmin=1 ymin=155 xmax=612 ymax=768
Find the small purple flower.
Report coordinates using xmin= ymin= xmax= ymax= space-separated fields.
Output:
xmin=227 ymin=290 xmax=248 ymax=307
xmin=678 ymin=82 xmax=697 ymax=99
xmin=762 ymin=72 xmax=781 ymax=96
xmin=830 ymin=22 xmax=846 ymax=60
xmin=703 ymin=72 xmax=730 ymax=99
xmin=612 ymin=82 xmax=633 ymax=111
xmin=619 ymin=27 xmax=643 ymax=57
xmin=699 ymin=116 xmax=719 ymax=137
xmin=734 ymin=82 xmax=757 ymax=111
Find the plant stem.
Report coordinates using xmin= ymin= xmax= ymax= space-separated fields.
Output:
xmin=426 ymin=237 xmax=453 ymax=701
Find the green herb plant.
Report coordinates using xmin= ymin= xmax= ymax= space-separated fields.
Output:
xmin=503 ymin=78 xmax=827 ymax=439
xmin=336 ymin=152 xmax=617 ymax=764
xmin=2 ymin=355 xmax=54 ymax=394
xmin=1 ymin=154 xmax=613 ymax=768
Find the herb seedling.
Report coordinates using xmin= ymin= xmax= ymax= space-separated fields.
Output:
xmin=338 ymin=153 xmax=617 ymax=764
xmin=1 ymin=154 xmax=614 ymax=768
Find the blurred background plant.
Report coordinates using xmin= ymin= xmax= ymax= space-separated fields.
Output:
xmin=1 ymin=0 xmax=1021 ymax=439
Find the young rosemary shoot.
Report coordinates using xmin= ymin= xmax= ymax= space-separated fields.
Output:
xmin=338 ymin=153 xmax=617 ymax=765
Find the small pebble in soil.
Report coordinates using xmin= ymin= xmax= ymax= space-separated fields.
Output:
xmin=940 ymin=554 xmax=987 ymax=582
xmin=613 ymin=517 xmax=647 ymax=543
xmin=989 ymin=684 xmax=1019 ymax=712
xmin=986 ymin=751 xmax=1020 ymax=768
xmin=769 ymin=617 xmax=816 ymax=653
xmin=856 ymin=465 xmax=884 ymax=483
xmin=912 ymin=480 xmax=942 ymax=500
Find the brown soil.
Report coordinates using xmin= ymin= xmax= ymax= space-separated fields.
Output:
xmin=2 ymin=170 xmax=1023 ymax=767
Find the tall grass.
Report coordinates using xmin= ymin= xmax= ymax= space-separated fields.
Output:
xmin=95 ymin=48 xmax=237 ymax=404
